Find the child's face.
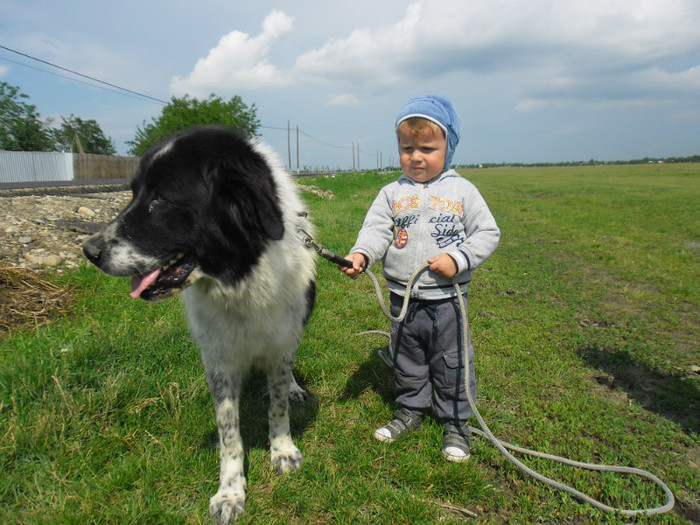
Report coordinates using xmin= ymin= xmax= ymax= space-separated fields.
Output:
xmin=397 ymin=126 xmax=447 ymax=183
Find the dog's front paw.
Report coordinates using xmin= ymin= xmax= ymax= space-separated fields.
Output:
xmin=209 ymin=489 xmax=245 ymax=524
xmin=271 ymin=445 xmax=303 ymax=474
xmin=288 ymin=375 xmax=309 ymax=404
xmin=288 ymin=384 xmax=308 ymax=404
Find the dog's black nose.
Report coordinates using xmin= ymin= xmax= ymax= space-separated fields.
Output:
xmin=82 ymin=236 xmax=103 ymax=266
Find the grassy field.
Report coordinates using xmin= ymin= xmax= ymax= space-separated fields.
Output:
xmin=1 ymin=163 xmax=698 ymax=524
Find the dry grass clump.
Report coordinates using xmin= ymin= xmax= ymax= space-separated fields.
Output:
xmin=0 ymin=267 xmax=75 ymax=335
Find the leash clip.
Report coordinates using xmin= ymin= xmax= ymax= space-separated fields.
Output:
xmin=297 ymin=227 xmax=353 ymax=268
xmin=298 ymin=227 xmax=318 ymax=251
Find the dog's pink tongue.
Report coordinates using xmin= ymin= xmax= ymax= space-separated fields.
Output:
xmin=130 ymin=268 xmax=161 ymax=299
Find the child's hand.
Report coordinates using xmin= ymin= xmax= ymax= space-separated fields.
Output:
xmin=340 ymin=253 xmax=367 ymax=280
xmin=428 ymin=253 xmax=458 ymax=279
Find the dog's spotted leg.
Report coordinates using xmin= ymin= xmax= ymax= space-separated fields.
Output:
xmin=207 ymin=371 xmax=246 ymax=525
xmin=267 ymin=359 xmax=303 ymax=474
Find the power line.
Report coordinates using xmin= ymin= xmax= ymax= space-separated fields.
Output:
xmin=258 ymin=124 xmax=289 ymax=131
xmin=0 ymin=43 xmax=167 ymax=105
xmin=262 ymin=121 xmax=382 ymax=168
xmin=0 ymin=55 xmax=161 ymax=104
xmin=262 ymin=123 xmax=351 ymax=150
xmin=265 ymin=124 xmax=383 ymax=157
xmin=298 ymin=128 xmax=350 ymax=150
xmin=1 ymin=44 xmax=387 ymax=167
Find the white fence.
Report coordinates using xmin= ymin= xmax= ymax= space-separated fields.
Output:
xmin=0 ymin=151 xmax=139 ymax=183
xmin=0 ymin=151 xmax=74 ymax=183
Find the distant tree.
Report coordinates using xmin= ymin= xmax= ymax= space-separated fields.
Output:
xmin=53 ymin=115 xmax=116 ymax=155
xmin=127 ymin=94 xmax=260 ymax=156
xmin=0 ymin=81 xmax=54 ymax=151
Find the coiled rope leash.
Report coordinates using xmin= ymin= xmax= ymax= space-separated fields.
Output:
xmin=302 ymin=231 xmax=675 ymax=517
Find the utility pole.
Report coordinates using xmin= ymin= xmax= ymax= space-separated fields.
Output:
xmin=352 ymin=142 xmax=355 ymax=172
xmin=296 ymin=125 xmax=299 ymax=174
xmin=287 ymin=121 xmax=292 ymax=171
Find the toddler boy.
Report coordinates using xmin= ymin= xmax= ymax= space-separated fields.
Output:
xmin=341 ymin=95 xmax=500 ymax=462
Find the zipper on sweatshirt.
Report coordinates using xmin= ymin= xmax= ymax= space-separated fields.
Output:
xmin=410 ymin=181 xmax=431 ymax=298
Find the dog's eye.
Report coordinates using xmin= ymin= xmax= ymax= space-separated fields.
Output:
xmin=148 ymin=194 xmax=166 ymax=213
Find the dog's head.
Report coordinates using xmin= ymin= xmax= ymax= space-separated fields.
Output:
xmin=83 ymin=126 xmax=285 ymax=301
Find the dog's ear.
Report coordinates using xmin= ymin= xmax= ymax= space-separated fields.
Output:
xmin=256 ymin=191 xmax=285 ymax=240
xmin=228 ymin=180 xmax=285 ymax=241
xmin=210 ymin=163 xmax=285 ymax=243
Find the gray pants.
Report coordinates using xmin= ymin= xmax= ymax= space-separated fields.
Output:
xmin=390 ymin=291 xmax=477 ymax=423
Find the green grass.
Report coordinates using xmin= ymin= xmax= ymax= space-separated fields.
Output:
xmin=1 ymin=163 xmax=698 ymax=523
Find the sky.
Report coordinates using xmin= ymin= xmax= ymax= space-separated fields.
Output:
xmin=1 ymin=0 xmax=699 ymax=169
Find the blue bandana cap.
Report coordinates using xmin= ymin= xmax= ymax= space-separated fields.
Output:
xmin=395 ymin=95 xmax=461 ymax=170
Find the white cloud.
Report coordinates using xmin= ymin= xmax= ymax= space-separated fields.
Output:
xmin=636 ymin=65 xmax=700 ymax=93
xmin=170 ymin=10 xmax=295 ymax=96
xmin=516 ymin=99 xmax=548 ymax=112
xmin=3 ymin=0 xmax=697 ymax=164
xmin=325 ymin=93 xmax=360 ymax=106
xmin=168 ymin=0 xmax=700 ymax=115
xmin=292 ymin=0 xmax=700 ymax=103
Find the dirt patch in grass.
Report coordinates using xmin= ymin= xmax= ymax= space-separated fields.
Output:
xmin=0 ymin=267 xmax=76 ymax=336
xmin=580 ymin=344 xmax=700 ymax=433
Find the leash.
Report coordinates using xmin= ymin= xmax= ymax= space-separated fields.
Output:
xmin=302 ymin=230 xmax=675 ymax=517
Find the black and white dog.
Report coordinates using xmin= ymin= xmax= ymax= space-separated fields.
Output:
xmin=83 ymin=126 xmax=317 ymax=524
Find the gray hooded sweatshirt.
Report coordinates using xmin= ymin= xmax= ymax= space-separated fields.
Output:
xmin=351 ymin=169 xmax=500 ymax=300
